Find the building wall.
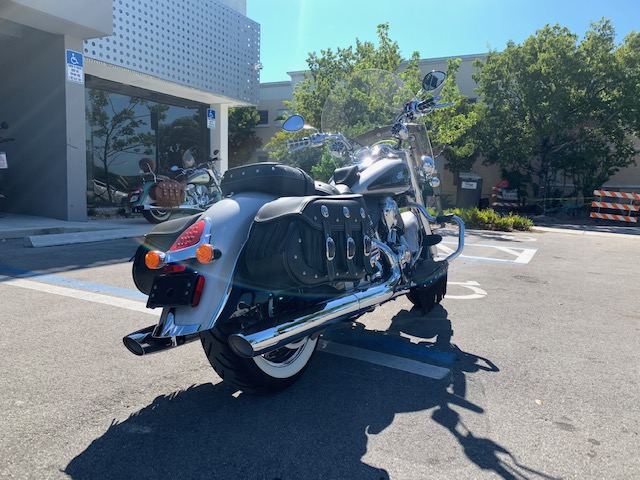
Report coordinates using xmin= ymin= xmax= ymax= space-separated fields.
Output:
xmin=0 ymin=0 xmax=260 ymax=220
xmin=86 ymin=0 xmax=260 ymax=105
xmin=218 ymin=0 xmax=246 ymax=13
xmin=0 ymin=28 xmax=87 ymax=220
xmin=0 ymin=0 xmax=112 ymax=38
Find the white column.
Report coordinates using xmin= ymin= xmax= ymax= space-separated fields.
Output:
xmin=64 ymin=35 xmax=88 ymax=221
xmin=210 ymin=103 xmax=229 ymax=173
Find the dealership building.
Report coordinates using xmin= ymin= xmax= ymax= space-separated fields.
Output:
xmin=0 ymin=0 xmax=259 ymax=221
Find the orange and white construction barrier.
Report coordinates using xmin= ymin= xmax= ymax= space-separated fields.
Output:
xmin=590 ymin=190 xmax=639 ymax=223
xmin=593 ymin=190 xmax=640 ymax=200
xmin=491 ymin=183 xmax=519 ymax=209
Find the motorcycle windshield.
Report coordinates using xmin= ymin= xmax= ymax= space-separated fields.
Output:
xmin=321 ymin=69 xmax=434 ymax=207
xmin=320 ymin=69 xmax=414 ymax=169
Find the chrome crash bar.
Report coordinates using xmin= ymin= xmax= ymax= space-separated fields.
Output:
xmin=408 ymin=202 xmax=465 ymax=262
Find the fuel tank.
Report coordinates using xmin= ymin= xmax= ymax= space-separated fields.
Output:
xmin=349 ymin=158 xmax=411 ymax=196
xmin=187 ymin=169 xmax=211 ymax=185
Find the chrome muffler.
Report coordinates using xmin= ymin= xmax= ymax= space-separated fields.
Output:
xmin=228 ymin=242 xmax=405 ymax=358
xmin=123 ymin=325 xmax=200 ymax=356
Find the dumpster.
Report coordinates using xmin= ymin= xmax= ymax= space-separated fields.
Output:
xmin=457 ymin=172 xmax=483 ymax=208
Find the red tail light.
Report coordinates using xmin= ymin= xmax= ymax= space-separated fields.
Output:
xmin=170 ymin=220 xmax=206 ymax=251
xmin=191 ymin=275 xmax=206 ymax=307
xmin=163 ymin=263 xmax=187 ymax=273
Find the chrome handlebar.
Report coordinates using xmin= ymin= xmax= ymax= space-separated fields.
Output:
xmin=286 ymin=133 xmax=348 ymax=152
xmin=285 ymin=100 xmax=453 ymax=152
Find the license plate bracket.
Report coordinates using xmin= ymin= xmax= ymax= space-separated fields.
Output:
xmin=147 ymin=272 xmax=198 ymax=308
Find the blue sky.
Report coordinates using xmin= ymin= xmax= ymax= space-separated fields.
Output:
xmin=247 ymin=0 xmax=638 ymax=83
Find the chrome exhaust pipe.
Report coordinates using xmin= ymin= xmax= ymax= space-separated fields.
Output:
xmin=228 ymin=242 xmax=405 ymax=358
xmin=123 ymin=325 xmax=199 ymax=356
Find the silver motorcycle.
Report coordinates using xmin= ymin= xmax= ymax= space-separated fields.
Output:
xmin=124 ymin=69 xmax=464 ymax=394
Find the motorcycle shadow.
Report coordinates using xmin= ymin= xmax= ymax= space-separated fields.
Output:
xmin=64 ymin=306 xmax=555 ymax=480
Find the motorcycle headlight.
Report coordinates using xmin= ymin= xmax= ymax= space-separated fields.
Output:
xmin=422 ymin=155 xmax=435 ymax=176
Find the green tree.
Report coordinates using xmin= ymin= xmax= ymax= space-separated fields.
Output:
xmin=428 ymin=58 xmax=482 ymax=176
xmin=473 ymin=20 xmax=639 ymax=202
xmin=228 ymin=107 xmax=263 ymax=168
xmin=265 ymin=23 xmax=421 ymax=174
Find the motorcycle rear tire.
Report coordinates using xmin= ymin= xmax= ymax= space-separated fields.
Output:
xmin=142 ymin=209 xmax=171 ymax=223
xmin=201 ymin=327 xmax=318 ymax=395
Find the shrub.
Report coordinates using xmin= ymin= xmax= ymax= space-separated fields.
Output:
xmin=429 ymin=207 xmax=533 ymax=231
xmin=510 ymin=214 xmax=534 ymax=231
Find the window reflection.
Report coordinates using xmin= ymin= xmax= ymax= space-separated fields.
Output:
xmin=85 ymin=84 xmax=206 ymax=207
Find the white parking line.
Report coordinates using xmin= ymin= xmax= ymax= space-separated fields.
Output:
xmin=439 ymin=241 xmax=537 ymax=265
xmin=446 ymin=281 xmax=487 ymax=300
xmin=0 ymin=275 xmax=451 ymax=380
xmin=0 ymin=275 xmax=154 ymax=315
xmin=318 ymin=340 xmax=450 ymax=380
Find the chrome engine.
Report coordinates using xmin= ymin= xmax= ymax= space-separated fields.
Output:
xmin=381 ymin=196 xmax=420 ymax=271
xmin=184 ymin=184 xmax=210 ymax=207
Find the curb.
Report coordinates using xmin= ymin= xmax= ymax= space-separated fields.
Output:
xmin=24 ymin=227 xmax=151 ymax=248
xmin=532 ymin=225 xmax=640 ymax=238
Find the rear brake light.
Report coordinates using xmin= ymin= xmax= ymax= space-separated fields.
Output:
xmin=163 ymin=263 xmax=187 ymax=273
xmin=170 ymin=220 xmax=206 ymax=251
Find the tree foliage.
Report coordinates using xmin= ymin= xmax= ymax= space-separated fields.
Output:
xmin=228 ymin=107 xmax=263 ymax=168
xmin=473 ymin=19 xmax=640 ymax=198
xmin=265 ymin=23 xmax=421 ymax=173
xmin=156 ymin=114 xmax=201 ymax=173
xmin=428 ymin=58 xmax=482 ymax=174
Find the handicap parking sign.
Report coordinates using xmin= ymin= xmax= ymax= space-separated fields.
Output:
xmin=66 ymin=49 xmax=84 ymax=84
xmin=207 ymin=109 xmax=216 ymax=129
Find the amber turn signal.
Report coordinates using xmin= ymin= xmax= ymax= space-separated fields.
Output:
xmin=196 ymin=244 xmax=215 ymax=264
xmin=145 ymin=250 xmax=165 ymax=269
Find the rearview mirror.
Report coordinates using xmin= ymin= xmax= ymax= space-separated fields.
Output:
xmin=282 ymin=115 xmax=305 ymax=132
xmin=422 ymin=71 xmax=447 ymax=95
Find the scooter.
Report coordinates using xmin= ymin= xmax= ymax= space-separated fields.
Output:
xmin=129 ymin=149 xmax=222 ymax=223
xmin=124 ymin=70 xmax=464 ymax=394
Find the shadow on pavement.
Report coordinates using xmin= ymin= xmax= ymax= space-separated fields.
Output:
xmin=0 ymin=237 xmax=142 ymax=282
xmin=388 ymin=306 xmax=560 ymax=480
xmin=65 ymin=306 xmax=559 ymax=480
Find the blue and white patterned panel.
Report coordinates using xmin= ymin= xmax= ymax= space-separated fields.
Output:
xmin=84 ymin=0 xmax=260 ymax=104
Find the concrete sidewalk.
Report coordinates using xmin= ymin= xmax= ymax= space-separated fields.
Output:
xmin=0 ymin=212 xmax=153 ymax=247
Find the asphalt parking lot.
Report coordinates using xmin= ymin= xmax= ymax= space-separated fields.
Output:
xmin=0 ymin=225 xmax=638 ymax=479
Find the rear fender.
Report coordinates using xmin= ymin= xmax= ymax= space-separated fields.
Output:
xmin=152 ymin=192 xmax=276 ymax=338
xmin=131 ymin=182 xmax=155 ymax=207
xmin=132 ymin=214 xmax=201 ymax=295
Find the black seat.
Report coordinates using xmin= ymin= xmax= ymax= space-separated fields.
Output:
xmin=221 ymin=162 xmax=316 ymax=197
xmin=315 ymin=181 xmax=340 ymax=196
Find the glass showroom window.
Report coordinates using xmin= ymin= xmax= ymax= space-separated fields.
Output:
xmin=85 ymin=86 xmax=206 ymax=207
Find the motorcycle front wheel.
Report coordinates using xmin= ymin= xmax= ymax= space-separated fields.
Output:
xmin=142 ymin=209 xmax=171 ymax=223
xmin=201 ymin=327 xmax=318 ymax=395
